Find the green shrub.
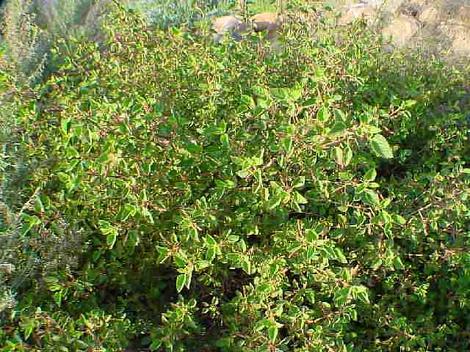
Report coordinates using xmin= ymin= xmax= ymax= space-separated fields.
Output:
xmin=1 ymin=4 xmax=469 ymax=351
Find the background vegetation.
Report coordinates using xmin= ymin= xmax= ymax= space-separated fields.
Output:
xmin=1 ymin=1 xmax=469 ymax=351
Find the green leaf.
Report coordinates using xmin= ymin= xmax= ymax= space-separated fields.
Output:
xmin=293 ymin=191 xmax=308 ymax=204
xmin=317 ymin=106 xmax=330 ymax=122
xmin=334 ymin=287 xmax=350 ymax=306
xmin=156 ymin=246 xmax=169 ymax=263
xmin=268 ymin=325 xmax=278 ymax=342
xmin=370 ymin=134 xmax=393 ymax=159
xmin=106 ymin=233 xmax=117 ymax=249
xmin=393 ymin=256 xmax=405 ymax=270
xmin=220 ymin=133 xmax=230 ymax=148
xmin=205 ymin=247 xmax=216 ymax=261
xmin=205 ymin=235 xmax=217 ymax=247
xmin=241 ymin=257 xmax=252 ymax=274
xmin=292 ymin=176 xmax=306 ymax=189
xmin=344 ymin=145 xmax=353 ymax=166
xmin=352 ymin=285 xmax=370 ymax=303
xmin=271 ymin=86 xmax=302 ymax=103
xmin=240 ymin=94 xmax=256 ymax=109
xmin=335 ymin=248 xmax=348 ymax=264
xmin=174 ymin=253 xmax=189 ymax=268
xmin=267 ymin=193 xmax=283 ymax=210
xmin=329 ymin=121 xmax=347 ymax=136
xmin=176 ymin=274 xmax=187 ymax=293
xmin=364 ymin=168 xmax=377 ymax=182
xmin=362 ymin=189 xmax=381 ymax=207
xmin=61 ymin=118 xmax=71 ymax=134
xmin=281 ymin=137 xmax=293 ymax=154
xmin=333 ymin=146 xmax=344 ymax=166
xmin=393 ymin=214 xmax=407 ymax=225
xmin=99 ymin=220 xmax=119 ymax=248
xmin=306 ymin=229 xmax=318 ymax=242
xmin=21 ymin=214 xmax=41 ymax=235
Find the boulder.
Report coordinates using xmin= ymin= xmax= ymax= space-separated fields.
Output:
xmin=338 ymin=3 xmax=377 ymax=26
xmin=457 ymin=5 xmax=470 ymax=25
xmin=439 ymin=23 xmax=470 ymax=55
xmin=212 ymin=15 xmax=248 ymax=42
xmin=418 ymin=5 xmax=439 ymax=25
xmin=380 ymin=0 xmax=407 ymax=13
xmin=213 ymin=15 xmax=245 ymax=33
xmin=382 ymin=14 xmax=420 ymax=47
xmin=251 ymin=12 xmax=282 ymax=32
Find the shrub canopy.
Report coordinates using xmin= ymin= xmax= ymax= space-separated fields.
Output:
xmin=0 ymin=4 xmax=469 ymax=352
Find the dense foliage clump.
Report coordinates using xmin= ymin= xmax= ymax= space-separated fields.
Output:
xmin=1 ymin=4 xmax=469 ymax=351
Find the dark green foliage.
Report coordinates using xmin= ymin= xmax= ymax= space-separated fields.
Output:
xmin=0 ymin=4 xmax=469 ymax=351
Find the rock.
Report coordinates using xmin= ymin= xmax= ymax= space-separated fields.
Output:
xmin=418 ymin=5 xmax=439 ymax=25
xmin=382 ymin=14 xmax=420 ymax=47
xmin=212 ymin=15 xmax=244 ymax=33
xmin=409 ymin=0 xmax=428 ymax=6
xmin=212 ymin=15 xmax=248 ymax=42
xmin=361 ymin=0 xmax=407 ymax=14
xmin=457 ymin=6 xmax=470 ymax=24
xmin=360 ymin=0 xmax=385 ymax=8
xmin=251 ymin=12 xmax=281 ymax=32
xmin=439 ymin=23 xmax=470 ymax=55
xmin=338 ymin=3 xmax=377 ymax=25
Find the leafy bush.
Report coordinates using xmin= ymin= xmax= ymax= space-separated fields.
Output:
xmin=1 ymin=3 xmax=469 ymax=351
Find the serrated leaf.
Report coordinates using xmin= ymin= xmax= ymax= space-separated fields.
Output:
xmin=370 ymin=134 xmax=393 ymax=159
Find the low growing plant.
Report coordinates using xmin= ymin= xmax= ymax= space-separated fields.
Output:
xmin=0 ymin=3 xmax=469 ymax=351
